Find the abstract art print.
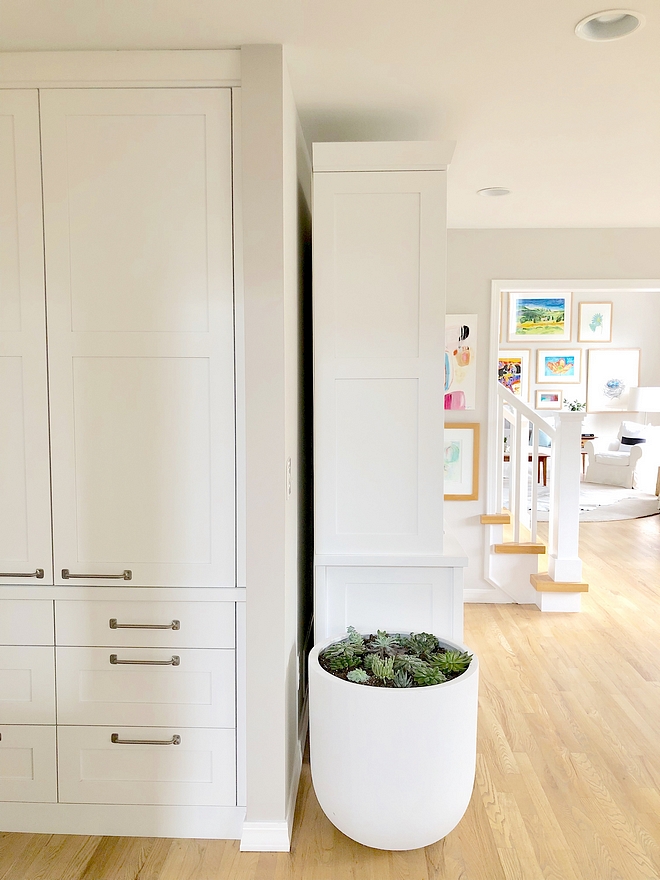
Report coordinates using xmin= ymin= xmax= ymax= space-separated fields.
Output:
xmin=498 ymin=350 xmax=530 ymax=401
xmin=578 ymin=302 xmax=613 ymax=342
xmin=535 ymin=389 xmax=563 ymax=410
xmin=537 ymin=349 xmax=581 ymax=384
xmin=507 ymin=291 xmax=571 ymax=341
xmin=444 ymin=423 xmax=479 ymax=500
xmin=445 ymin=314 xmax=477 ymax=410
xmin=587 ymin=348 xmax=640 ymax=412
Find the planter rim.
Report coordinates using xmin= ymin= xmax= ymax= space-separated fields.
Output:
xmin=310 ymin=632 xmax=478 ymax=693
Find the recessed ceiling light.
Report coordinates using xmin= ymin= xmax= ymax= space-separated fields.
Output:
xmin=575 ymin=9 xmax=645 ymax=41
xmin=477 ymin=187 xmax=511 ymax=197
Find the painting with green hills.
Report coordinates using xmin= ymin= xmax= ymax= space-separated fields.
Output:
xmin=508 ymin=293 xmax=570 ymax=340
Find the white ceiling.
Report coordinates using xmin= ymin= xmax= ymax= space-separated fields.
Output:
xmin=1 ymin=0 xmax=658 ymax=228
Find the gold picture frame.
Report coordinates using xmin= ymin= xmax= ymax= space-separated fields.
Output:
xmin=444 ymin=422 xmax=479 ymax=501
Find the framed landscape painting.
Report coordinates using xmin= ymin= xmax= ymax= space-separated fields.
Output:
xmin=537 ymin=349 xmax=581 ymax=384
xmin=444 ymin=423 xmax=479 ymax=501
xmin=535 ymin=389 xmax=563 ymax=410
xmin=587 ymin=348 xmax=640 ymax=412
xmin=498 ymin=350 xmax=530 ymax=401
xmin=507 ymin=291 xmax=571 ymax=342
xmin=578 ymin=302 xmax=612 ymax=342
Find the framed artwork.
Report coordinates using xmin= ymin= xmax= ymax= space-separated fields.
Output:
xmin=507 ymin=291 xmax=571 ymax=342
xmin=498 ymin=350 xmax=530 ymax=401
xmin=535 ymin=389 xmax=563 ymax=410
xmin=445 ymin=314 xmax=477 ymax=410
xmin=537 ymin=349 xmax=581 ymax=384
xmin=578 ymin=302 xmax=613 ymax=342
xmin=587 ymin=348 xmax=640 ymax=412
xmin=444 ymin=423 xmax=479 ymax=501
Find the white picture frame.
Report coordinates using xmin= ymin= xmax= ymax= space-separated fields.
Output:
xmin=587 ymin=348 xmax=640 ymax=413
xmin=578 ymin=302 xmax=613 ymax=343
xmin=536 ymin=348 xmax=582 ymax=384
xmin=498 ymin=350 xmax=530 ymax=401
xmin=535 ymin=389 xmax=563 ymax=410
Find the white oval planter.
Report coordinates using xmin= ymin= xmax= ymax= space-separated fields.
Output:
xmin=309 ymin=635 xmax=479 ymax=851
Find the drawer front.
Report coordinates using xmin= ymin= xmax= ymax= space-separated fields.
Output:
xmin=0 ymin=600 xmax=54 ymax=646
xmin=0 ymin=725 xmax=57 ymax=802
xmin=56 ymin=647 xmax=235 ymax=728
xmin=58 ymin=726 xmax=236 ymax=806
xmin=55 ymin=600 xmax=235 ymax=649
xmin=0 ymin=647 xmax=56 ymax=723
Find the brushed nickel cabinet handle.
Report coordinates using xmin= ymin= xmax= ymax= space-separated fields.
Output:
xmin=109 ymin=618 xmax=180 ymax=631
xmin=109 ymin=654 xmax=180 ymax=666
xmin=0 ymin=569 xmax=44 ymax=579
xmin=62 ymin=569 xmax=132 ymax=580
xmin=111 ymin=733 xmax=181 ymax=746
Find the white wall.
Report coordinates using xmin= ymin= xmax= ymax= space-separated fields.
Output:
xmin=446 ymin=228 xmax=660 ymax=596
xmin=241 ymin=44 xmax=311 ymax=845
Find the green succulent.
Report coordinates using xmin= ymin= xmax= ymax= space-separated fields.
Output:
xmin=345 ymin=626 xmax=365 ymax=651
xmin=431 ymin=650 xmax=472 ymax=675
xmin=346 ymin=668 xmax=369 ymax=684
xmin=321 ymin=641 xmax=360 ymax=671
xmin=392 ymin=669 xmax=413 ymax=688
xmin=393 ymin=654 xmax=425 ymax=675
xmin=402 ymin=632 xmax=439 ymax=659
xmin=412 ymin=662 xmax=447 ymax=687
xmin=371 ymin=655 xmax=395 ymax=681
xmin=365 ymin=630 xmax=401 ymax=657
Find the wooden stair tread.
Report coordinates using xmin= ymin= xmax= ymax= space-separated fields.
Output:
xmin=531 ymin=572 xmax=589 ymax=593
xmin=481 ymin=512 xmax=511 ymax=525
xmin=493 ymin=542 xmax=546 ymax=554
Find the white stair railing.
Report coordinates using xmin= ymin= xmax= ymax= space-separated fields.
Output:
xmin=496 ymin=385 xmax=585 ymax=581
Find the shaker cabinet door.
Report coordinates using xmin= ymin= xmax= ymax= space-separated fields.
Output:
xmin=0 ymin=91 xmax=53 ymax=585
xmin=40 ymin=89 xmax=236 ymax=587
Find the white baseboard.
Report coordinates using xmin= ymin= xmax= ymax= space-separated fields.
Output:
xmin=464 ymin=587 xmax=512 ymax=603
xmin=240 ymin=821 xmax=292 ymax=852
xmin=0 ymin=802 xmax=245 ymax=838
xmin=240 ymin=690 xmax=309 ymax=852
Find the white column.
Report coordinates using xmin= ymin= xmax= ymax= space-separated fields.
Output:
xmin=548 ymin=411 xmax=586 ymax=582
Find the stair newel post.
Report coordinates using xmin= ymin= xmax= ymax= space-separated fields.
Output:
xmin=548 ymin=411 xmax=586 ymax=582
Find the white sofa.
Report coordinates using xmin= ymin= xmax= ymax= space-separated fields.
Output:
xmin=585 ymin=421 xmax=659 ymax=491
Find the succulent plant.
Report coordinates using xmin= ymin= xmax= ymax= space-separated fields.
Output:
xmin=412 ymin=663 xmax=447 ymax=687
xmin=346 ymin=668 xmax=369 ymax=684
xmin=371 ymin=655 xmax=395 ymax=681
xmin=392 ymin=669 xmax=413 ymax=688
xmin=365 ymin=630 xmax=401 ymax=658
xmin=432 ymin=649 xmax=472 ymax=675
xmin=320 ymin=628 xmax=472 ymax=688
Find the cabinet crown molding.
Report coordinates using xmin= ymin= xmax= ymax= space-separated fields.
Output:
xmin=312 ymin=140 xmax=455 ymax=173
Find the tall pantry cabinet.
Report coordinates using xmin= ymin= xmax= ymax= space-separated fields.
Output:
xmin=0 ymin=79 xmax=245 ymax=836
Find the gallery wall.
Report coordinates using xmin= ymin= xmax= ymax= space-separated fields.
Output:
xmin=445 ymin=227 xmax=660 ymax=597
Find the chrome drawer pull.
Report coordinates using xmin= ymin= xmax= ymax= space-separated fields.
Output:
xmin=109 ymin=618 xmax=180 ymax=631
xmin=62 ymin=569 xmax=132 ymax=580
xmin=0 ymin=569 xmax=44 ymax=579
xmin=111 ymin=733 xmax=181 ymax=746
xmin=110 ymin=654 xmax=180 ymax=666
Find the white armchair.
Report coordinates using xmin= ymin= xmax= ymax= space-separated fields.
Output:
xmin=585 ymin=421 xmax=659 ymax=491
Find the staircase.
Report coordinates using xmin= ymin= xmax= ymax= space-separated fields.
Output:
xmin=482 ymin=384 xmax=589 ymax=611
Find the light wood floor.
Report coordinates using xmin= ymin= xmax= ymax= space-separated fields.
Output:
xmin=2 ymin=515 xmax=660 ymax=879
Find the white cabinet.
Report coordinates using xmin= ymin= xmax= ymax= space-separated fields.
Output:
xmin=40 ymin=89 xmax=236 ymax=588
xmin=312 ymin=142 xmax=467 ymax=643
xmin=0 ymin=82 xmax=242 ymax=834
xmin=0 ymin=91 xmax=53 ymax=585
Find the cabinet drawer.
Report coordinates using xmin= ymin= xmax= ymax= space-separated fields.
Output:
xmin=55 ymin=600 xmax=235 ymax=649
xmin=0 ymin=647 xmax=55 ymax=723
xmin=58 ymin=726 xmax=235 ymax=806
xmin=56 ymin=647 xmax=235 ymax=728
xmin=0 ymin=725 xmax=57 ymax=802
xmin=0 ymin=600 xmax=54 ymax=646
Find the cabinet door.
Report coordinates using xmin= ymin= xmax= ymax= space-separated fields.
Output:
xmin=41 ymin=89 xmax=235 ymax=587
xmin=313 ymin=170 xmax=446 ymax=555
xmin=0 ymin=91 xmax=53 ymax=585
